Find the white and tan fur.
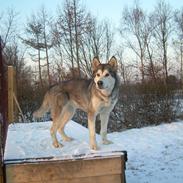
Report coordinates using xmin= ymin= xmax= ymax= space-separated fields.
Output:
xmin=33 ymin=56 xmax=119 ymax=150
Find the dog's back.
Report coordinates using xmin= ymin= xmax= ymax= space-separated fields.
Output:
xmin=33 ymin=79 xmax=93 ymax=118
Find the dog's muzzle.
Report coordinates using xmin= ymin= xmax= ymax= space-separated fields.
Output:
xmin=97 ymin=80 xmax=104 ymax=89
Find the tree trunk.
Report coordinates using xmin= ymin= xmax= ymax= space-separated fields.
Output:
xmin=38 ymin=48 xmax=43 ymax=88
xmin=140 ymin=49 xmax=145 ymax=83
xmin=73 ymin=0 xmax=81 ymax=77
xmin=43 ymin=30 xmax=51 ymax=86
xmin=163 ymin=40 xmax=168 ymax=82
xmin=147 ymin=42 xmax=156 ymax=82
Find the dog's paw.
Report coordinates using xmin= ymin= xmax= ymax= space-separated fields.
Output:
xmin=90 ymin=143 xmax=99 ymax=150
xmin=53 ymin=141 xmax=63 ymax=148
xmin=102 ymin=139 xmax=113 ymax=145
xmin=63 ymin=136 xmax=74 ymax=142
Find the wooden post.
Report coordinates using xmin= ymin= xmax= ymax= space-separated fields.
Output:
xmin=8 ymin=66 xmax=16 ymax=123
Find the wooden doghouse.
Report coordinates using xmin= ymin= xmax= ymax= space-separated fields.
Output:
xmin=4 ymin=151 xmax=127 ymax=183
xmin=4 ymin=121 xmax=127 ymax=183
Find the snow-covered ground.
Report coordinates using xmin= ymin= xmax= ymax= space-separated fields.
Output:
xmin=110 ymin=121 xmax=183 ymax=183
xmin=4 ymin=120 xmax=183 ymax=183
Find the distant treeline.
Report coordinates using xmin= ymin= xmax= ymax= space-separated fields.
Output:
xmin=0 ymin=0 xmax=183 ymax=123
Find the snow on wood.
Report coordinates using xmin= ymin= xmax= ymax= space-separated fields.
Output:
xmin=4 ymin=120 xmax=125 ymax=163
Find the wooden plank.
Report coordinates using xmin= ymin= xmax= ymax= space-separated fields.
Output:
xmin=5 ymin=156 xmax=124 ymax=183
xmin=45 ymin=174 xmax=122 ymax=183
xmin=6 ymin=164 xmax=42 ymax=183
xmin=8 ymin=175 xmax=122 ymax=183
xmin=39 ymin=157 xmax=122 ymax=181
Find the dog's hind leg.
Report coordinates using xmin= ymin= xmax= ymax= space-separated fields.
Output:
xmin=50 ymin=107 xmax=64 ymax=148
xmin=50 ymin=93 xmax=68 ymax=148
xmin=50 ymin=119 xmax=63 ymax=148
xmin=57 ymin=105 xmax=75 ymax=142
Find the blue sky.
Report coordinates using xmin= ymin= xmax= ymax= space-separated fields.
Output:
xmin=1 ymin=0 xmax=183 ymax=27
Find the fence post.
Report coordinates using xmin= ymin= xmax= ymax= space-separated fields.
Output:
xmin=8 ymin=66 xmax=16 ymax=123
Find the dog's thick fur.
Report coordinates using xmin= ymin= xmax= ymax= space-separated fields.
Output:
xmin=33 ymin=56 xmax=119 ymax=150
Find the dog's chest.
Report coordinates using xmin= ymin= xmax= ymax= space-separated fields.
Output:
xmin=92 ymin=95 xmax=117 ymax=113
xmin=102 ymin=97 xmax=117 ymax=112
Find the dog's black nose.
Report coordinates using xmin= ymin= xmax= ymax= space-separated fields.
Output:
xmin=97 ymin=81 xmax=103 ymax=87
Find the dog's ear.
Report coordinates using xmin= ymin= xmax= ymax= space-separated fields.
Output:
xmin=108 ymin=56 xmax=117 ymax=71
xmin=92 ymin=57 xmax=100 ymax=71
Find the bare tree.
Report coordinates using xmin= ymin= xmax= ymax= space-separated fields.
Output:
xmin=152 ymin=0 xmax=174 ymax=83
xmin=85 ymin=17 xmax=104 ymax=58
xmin=58 ymin=0 xmax=75 ymax=74
xmin=116 ymin=48 xmax=127 ymax=84
xmin=21 ymin=7 xmax=53 ymax=87
xmin=79 ymin=17 xmax=115 ymax=76
xmin=78 ymin=16 xmax=104 ymax=77
xmin=0 ymin=8 xmax=28 ymax=87
xmin=38 ymin=6 xmax=53 ymax=86
xmin=103 ymin=20 xmax=114 ymax=61
xmin=174 ymin=7 xmax=183 ymax=39
xmin=52 ymin=0 xmax=115 ymax=78
xmin=143 ymin=13 xmax=160 ymax=83
xmin=174 ymin=7 xmax=183 ymax=83
xmin=116 ymin=47 xmax=134 ymax=84
xmin=54 ymin=0 xmax=91 ymax=77
xmin=73 ymin=0 xmax=80 ymax=76
xmin=21 ymin=14 xmax=44 ymax=87
xmin=0 ymin=8 xmax=18 ymax=50
xmin=120 ymin=2 xmax=151 ymax=82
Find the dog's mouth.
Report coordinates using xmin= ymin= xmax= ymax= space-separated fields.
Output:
xmin=96 ymin=84 xmax=108 ymax=90
xmin=97 ymin=85 xmax=104 ymax=89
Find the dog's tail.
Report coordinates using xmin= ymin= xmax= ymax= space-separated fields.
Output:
xmin=33 ymin=93 xmax=50 ymax=119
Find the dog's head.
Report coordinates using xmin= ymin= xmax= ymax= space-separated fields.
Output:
xmin=92 ymin=56 xmax=118 ymax=96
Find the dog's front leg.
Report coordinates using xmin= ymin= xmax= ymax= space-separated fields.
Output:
xmin=88 ymin=113 xmax=98 ymax=150
xmin=100 ymin=112 xmax=113 ymax=145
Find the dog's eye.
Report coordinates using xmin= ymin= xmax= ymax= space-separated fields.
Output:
xmin=105 ymin=73 xmax=109 ymax=77
xmin=97 ymin=73 xmax=100 ymax=77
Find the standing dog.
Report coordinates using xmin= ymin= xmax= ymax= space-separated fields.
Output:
xmin=33 ymin=56 xmax=119 ymax=150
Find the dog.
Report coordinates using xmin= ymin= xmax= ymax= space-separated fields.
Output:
xmin=33 ymin=56 xmax=119 ymax=150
